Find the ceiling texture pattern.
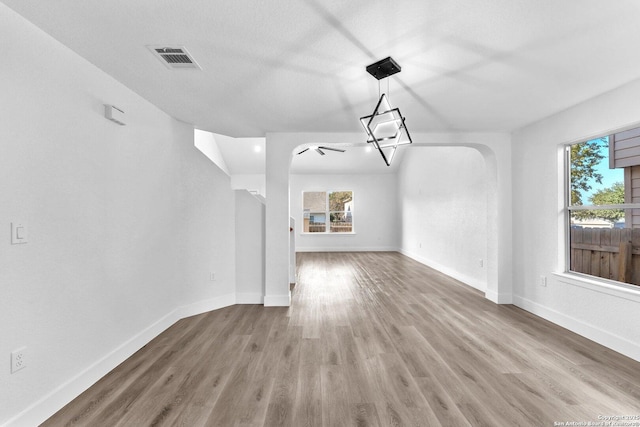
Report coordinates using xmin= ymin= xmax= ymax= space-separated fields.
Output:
xmin=4 ymin=0 xmax=640 ymax=138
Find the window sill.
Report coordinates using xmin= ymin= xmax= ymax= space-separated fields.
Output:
xmin=552 ymin=271 xmax=640 ymax=303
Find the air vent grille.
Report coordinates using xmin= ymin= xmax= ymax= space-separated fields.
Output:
xmin=160 ymin=53 xmax=192 ymax=64
xmin=147 ymin=46 xmax=201 ymax=70
xmin=157 ymin=48 xmax=184 ymax=54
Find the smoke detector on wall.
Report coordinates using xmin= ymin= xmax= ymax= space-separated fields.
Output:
xmin=147 ymin=45 xmax=201 ymax=70
xmin=104 ymin=105 xmax=125 ymax=125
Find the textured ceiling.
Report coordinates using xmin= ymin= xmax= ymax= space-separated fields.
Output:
xmin=4 ymin=0 xmax=640 ymax=139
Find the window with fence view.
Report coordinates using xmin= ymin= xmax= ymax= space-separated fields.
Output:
xmin=568 ymin=127 xmax=640 ymax=286
xmin=303 ymin=191 xmax=353 ymax=233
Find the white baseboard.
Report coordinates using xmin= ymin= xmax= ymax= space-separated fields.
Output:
xmin=264 ymin=293 xmax=291 ymax=307
xmin=513 ymin=295 xmax=640 ymax=362
xmin=178 ymin=293 xmax=237 ymax=318
xmin=399 ymin=249 xmax=486 ymax=293
xmin=236 ymin=292 xmax=264 ymax=304
xmin=3 ymin=293 xmax=237 ymax=427
xmin=295 ymin=246 xmax=398 ymax=252
xmin=484 ymin=289 xmax=513 ymax=304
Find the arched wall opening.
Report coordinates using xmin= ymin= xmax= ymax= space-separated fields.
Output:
xmin=264 ymin=133 xmax=511 ymax=306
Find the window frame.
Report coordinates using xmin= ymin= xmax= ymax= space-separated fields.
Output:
xmin=301 ymin=190 xmax=355 ymax=235
xmin=563 ymin=135 xmax=640 ymax=287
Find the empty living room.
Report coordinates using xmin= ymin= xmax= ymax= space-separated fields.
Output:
xmin=2 ymin=1 xmax=640 ymax=426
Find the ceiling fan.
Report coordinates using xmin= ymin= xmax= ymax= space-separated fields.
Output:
xmin=297 ymin=146 xmax=345 ymax=156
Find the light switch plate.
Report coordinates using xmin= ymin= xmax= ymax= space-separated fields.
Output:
xmin=11 ymin=222 xmax=28 ymax=244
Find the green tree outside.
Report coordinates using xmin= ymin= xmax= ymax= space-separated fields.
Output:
xmin=329 ymin=191 xmax=353 ymax=224
xmin=329 ymin=191 xmax=352 ymax=212
xmin=586 ymin=182 xmax=625 ymax=223
xmin=569 ymin=137 xmax=627 ymax=224
xmin=570 ymin=137 xmax=605 ymax=207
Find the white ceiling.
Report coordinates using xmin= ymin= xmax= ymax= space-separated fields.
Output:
xmin=5 ymin=0 xmax=640 ymax=139
xmin=6 ymin=1 xmax=640 ymax=175
xmin=211 ymin=133 xmax=266 ymax=175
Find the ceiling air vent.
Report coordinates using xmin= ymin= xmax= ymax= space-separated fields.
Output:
xmin=147 ymin=45 xmax=201 ymax=70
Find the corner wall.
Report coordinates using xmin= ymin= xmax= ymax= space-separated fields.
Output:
xmin=398 ymin=146 xmax=488 ymax=291
xmin=512 ymin=78 xmax=640 ymax=361
xmin=0 ymin=6 xmax=236 ymax=425
xmin=235 ymin=191 xmax=265 ymax=303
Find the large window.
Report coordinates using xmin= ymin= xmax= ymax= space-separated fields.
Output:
xmin=566 ymin=129 xmax=640 ymax=286
xmin=303 ymin=191 xmax=353 ymax=233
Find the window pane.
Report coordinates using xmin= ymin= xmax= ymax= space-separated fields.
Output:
xmin=330 ymin=212 xmax=352 ymax=233
xmin=569 ymin=136 xmax=624 ymax=208
xmin=303 ymin=192 xmax=326 ymax=211
xmin=303 ymin=192 xmax=326 ymax=232
xmin=329 ymin=191 xmax=353 ymax=233
xmin=569 ymin=211 xmax=640 ymax=285
xmin=307 ymin=212 xmax=326 ymax=233
xmin=328 ymin=191 xmax=353 ymax=211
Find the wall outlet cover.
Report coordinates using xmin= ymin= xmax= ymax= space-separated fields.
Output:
xmin=11 ymin=347 xmax=26 ymax=373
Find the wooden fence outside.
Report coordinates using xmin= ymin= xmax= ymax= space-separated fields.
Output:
xmin=307 ymin=222 xmax=353 ymax=233
xmin=570 ymin=227 xmax=640 ymax=285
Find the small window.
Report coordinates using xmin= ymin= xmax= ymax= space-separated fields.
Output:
xmin=566 ymin=129 xmax=640 ymax=286
xmin=303 ymin=191 xmax=353 ymax=233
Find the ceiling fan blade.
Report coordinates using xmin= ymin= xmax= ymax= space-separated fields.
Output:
xmin=319 ymin=146 xmax=345 ymax=152
xmin=315 ymin=148 xmax=325 ymax=156
xmin=297 ymin=148 xmax=310 ymax=155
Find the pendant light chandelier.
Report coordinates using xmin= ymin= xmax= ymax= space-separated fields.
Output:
xmin=360 ymin=57 xmax=412 ymax=166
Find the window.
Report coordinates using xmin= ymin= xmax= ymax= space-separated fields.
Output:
xmin=566 ymin=129 xmax=640 ymax=286
xmin=303 ymin=191 xmax=353 ymax=233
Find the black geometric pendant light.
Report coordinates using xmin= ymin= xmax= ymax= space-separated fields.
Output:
xmin=360 ymin=57 xmax=412 ymax=166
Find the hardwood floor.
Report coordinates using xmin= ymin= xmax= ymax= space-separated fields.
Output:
xmin=43 ymin=252 xmax=640 ymax=426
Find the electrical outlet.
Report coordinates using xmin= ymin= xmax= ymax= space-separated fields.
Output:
xmin=210 ymin=272 xmax=215 ymax=281
xmin=11 ymin=347 xmax=26 ymax=373
xmin=479 ymin=259 xmax=484 ymax=268
xmin=540 ymin=275 xmax=547 ymax=287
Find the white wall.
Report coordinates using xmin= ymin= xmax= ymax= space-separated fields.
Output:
xmin=290 ymin=174 xmax=399 ymax=252
xmin=0 ymin=6 xmax=236 ymax=425
xmin=182 ymin=147 xmax=237 ymax=307
xmin=398 ymin=147 xmax=488 ymax=291
xmin=512 ymin=78 xmax=640 ymax=362
xmin=235 ymin=191 xmax=265 ymax=303
xmin=231 ymin=174 xmax=266 ymax=197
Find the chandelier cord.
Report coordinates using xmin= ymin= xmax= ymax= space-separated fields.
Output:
xmin=378 ymin=78 xmax=391 ymax=101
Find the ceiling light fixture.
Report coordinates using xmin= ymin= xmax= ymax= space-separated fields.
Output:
xmin=360 ymin=57 xmax=412 ymax=166
xmin=296 ymin=145 xmax=346 ymax=156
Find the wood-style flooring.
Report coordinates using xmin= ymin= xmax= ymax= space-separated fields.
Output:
xmin=43 ymin=252 xmax=640 ymax=426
